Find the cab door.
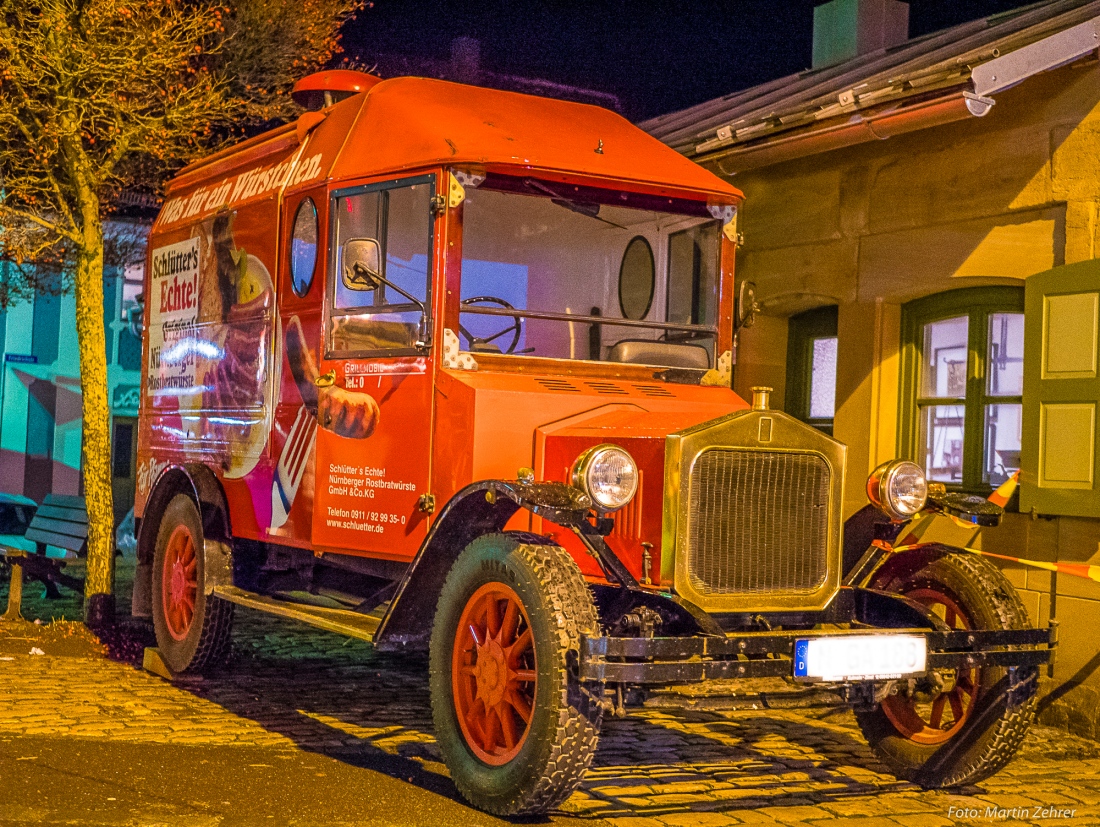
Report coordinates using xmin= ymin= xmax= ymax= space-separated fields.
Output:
xmin=311 ymin=175 xmax=438 ymax=560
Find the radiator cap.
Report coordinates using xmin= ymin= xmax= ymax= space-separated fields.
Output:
xmin=751 ymin=386 xmax=772 ymax=411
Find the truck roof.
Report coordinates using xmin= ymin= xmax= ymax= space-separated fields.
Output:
xmin=160 ymin=76 xmax=739 ymax=225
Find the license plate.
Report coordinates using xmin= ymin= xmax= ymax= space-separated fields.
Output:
xmin=793 ymin=635 xmax=928 ymax=681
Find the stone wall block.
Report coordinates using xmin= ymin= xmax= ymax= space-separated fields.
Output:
xmin=1051 ymin=122 xmax=1100 ymax=201
xmin=1065 ymin=706 xmax=1093 ymax=740
xmin=1014 ymin=587 xmax=1042 ymax=626
xmin=737 ymin=164 xmax=845 ymax=251
xmin=980 ymin=512 xmax=1033 ymax=558
xmin=1039 ymin=694 xmax=1070 ymax=730
xmin=1044 ymin=595 xmax=1100 ymax=683
xmin=1037 ymin=678 xmax=1100 ymax=742
xmin=1022 ymin=514 xmax=1061 ymax=560
xmin=837 ymin=163 xmax=873 ymax=238
xmin=1038 ymin=680 xmax=1100 ymax=743
xmin=999 ymin=563 xmax=1028 ymax=590
xmin=1050 ymin=572 xmax=1100 ymax=603
xmin=1039 ymin=516 xmax=1100 ymax=602
xmin=831 ymin=299 xmax=899 ymax=516
xmin=1027 ymin=567 xmax=1053 ymax=592
xmin=867 ymin=300 xmax=900 ymax=478
xmin=857 ymin=209 xmax=1057 ymax=304
xmin=1057 ymin=516 xmax=1100 ymax=562
xmin=1062 ymin=199 xmax=1097 ymax=264
xmin=866 ymin=123 xmax=1052 ymax=236
xmin=739 ymin=239 xmax=858 ymax=315
xmin=733 ymin=315 xmax=789 ymax=404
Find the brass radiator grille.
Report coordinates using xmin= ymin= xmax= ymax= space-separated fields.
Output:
xmin=686 ymin=449 xmax=830 ymax=595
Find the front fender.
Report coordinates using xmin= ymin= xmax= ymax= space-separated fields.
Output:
xmin=374 ymin=480 xmax=591 ymax=651
xmin=865 ymin=542 xmax=960 ymax=589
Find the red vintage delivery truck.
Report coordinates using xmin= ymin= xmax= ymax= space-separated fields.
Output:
xmin=134 ymin=69 xmax=1054 ymax=815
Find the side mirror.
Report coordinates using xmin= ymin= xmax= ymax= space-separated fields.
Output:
xmin=735 ymin=280 xmax=758 ymax=330
xmin=342 ymin=238 xmax=382 ymax=291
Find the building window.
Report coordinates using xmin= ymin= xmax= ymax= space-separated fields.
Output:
xmin=112 ymin=420 xmax=134 ymax=478
xmin=901 ymin=287 xmax=1024 ymax=492
xmin=120 ymin=262 xmax=144 ymax=337
xmin=786 ymin=305 xmax=838 ymax=435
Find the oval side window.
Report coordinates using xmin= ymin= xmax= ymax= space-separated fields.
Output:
xmin=290 ymin=198 xmax=318 ymax=297
xmin=619 ymin=235 xmax=655 ymax=321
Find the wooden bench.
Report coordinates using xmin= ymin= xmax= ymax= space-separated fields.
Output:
xmin=2 ymin=494 xmax=87 ymax=621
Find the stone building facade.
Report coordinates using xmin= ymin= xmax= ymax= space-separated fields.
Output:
xmin=646 ymin=0 xmax=1100 ymax=736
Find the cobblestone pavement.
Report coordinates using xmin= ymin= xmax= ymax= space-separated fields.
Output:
xmin=2 ymin=569 xmax=1100 ymax=826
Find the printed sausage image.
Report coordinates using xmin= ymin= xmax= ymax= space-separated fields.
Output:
xmin=284 ymin=313 xmax=320 ymax=410
xmin=318 ymin=386 xmax=380 ymax=439
xmin=272 ymin=315 xmax=382 ymax=529
xmin=283 ymin=314 xmax=380 ymax=439
xmin=171 ymin=210 xmax=275 ymax=479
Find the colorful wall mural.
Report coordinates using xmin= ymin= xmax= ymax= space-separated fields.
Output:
xmin=0 ymin=258 xmax=144 ymax=522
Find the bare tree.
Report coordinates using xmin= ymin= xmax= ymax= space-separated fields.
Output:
xmin=0 ymin=0 xmax=359 ymax=624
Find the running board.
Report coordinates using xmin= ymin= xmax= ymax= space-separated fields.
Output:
xmin=212 ymin=585 xmax=382 ymax=642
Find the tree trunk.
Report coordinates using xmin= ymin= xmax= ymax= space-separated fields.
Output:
xmin=73 ymin=213 xmax=115 ymax=626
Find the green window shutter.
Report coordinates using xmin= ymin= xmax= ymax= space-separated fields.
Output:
xmin=1021 ymin=259 xmax=1100 ymax=516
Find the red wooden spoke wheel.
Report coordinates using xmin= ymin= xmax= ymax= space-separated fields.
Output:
xmin=161 ymin=524 xmax=199 ymax=642
xmin=881 ymin=587 xmax=980 ymax=746
xmin=452 ymin=581 xmax=537 ymax=765
xmin=151 ymin=493 xmax=234 ymax=676
xmin=430 ymin=534 xmax=604 ymax=815
xmin=855 ymin=553 xmax=1037 ymax=788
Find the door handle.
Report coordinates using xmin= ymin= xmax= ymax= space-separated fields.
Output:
xmin=315 ymin=369 xmax=336 ymax=388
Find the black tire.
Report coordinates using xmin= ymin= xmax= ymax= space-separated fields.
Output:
xmin=429 ymin=532 xmax=603 ymax=816
xmin=854 ymin=551 xmax=1038 ymax=787
xmin=151 ymin=494 xmax=233 ymax=674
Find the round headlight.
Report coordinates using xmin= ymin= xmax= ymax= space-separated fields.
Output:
xmin=867 ymin=460 xmax=928 ymax=521
xmin=571 ymin=444 xmax=639 ymax=512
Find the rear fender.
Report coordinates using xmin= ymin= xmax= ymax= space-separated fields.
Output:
xmin=374 ymin=480 xmax=591 ymax=651
xmin=133 ymin=464 xmax=233 ymax=615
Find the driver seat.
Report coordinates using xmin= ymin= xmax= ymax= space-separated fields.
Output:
xmin=606 ymin=339 xmax=710 ymax=369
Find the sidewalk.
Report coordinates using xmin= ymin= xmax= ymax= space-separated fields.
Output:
xmin=2 ymin=564 xmax=1100 ymax=826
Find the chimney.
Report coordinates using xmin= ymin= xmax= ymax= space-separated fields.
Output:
xmin=812 ymin=0 xmax=909 ymax=69
xmin=451 ymin=37 xmax=482 ymax=84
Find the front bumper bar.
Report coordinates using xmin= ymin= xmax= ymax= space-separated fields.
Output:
xmin=578 ymin=625 xmax=1056 ymax=684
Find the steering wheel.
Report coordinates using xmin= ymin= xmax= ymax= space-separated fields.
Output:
xmin=459 ymin=296 xmax=524 ymax=354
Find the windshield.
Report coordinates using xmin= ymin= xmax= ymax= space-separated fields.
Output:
xmin=458 ymin=174 xmax=726 ymax=369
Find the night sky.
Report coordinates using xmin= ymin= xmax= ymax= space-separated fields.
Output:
xmin=342 ymin=0 xmax=1042 ymax=121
